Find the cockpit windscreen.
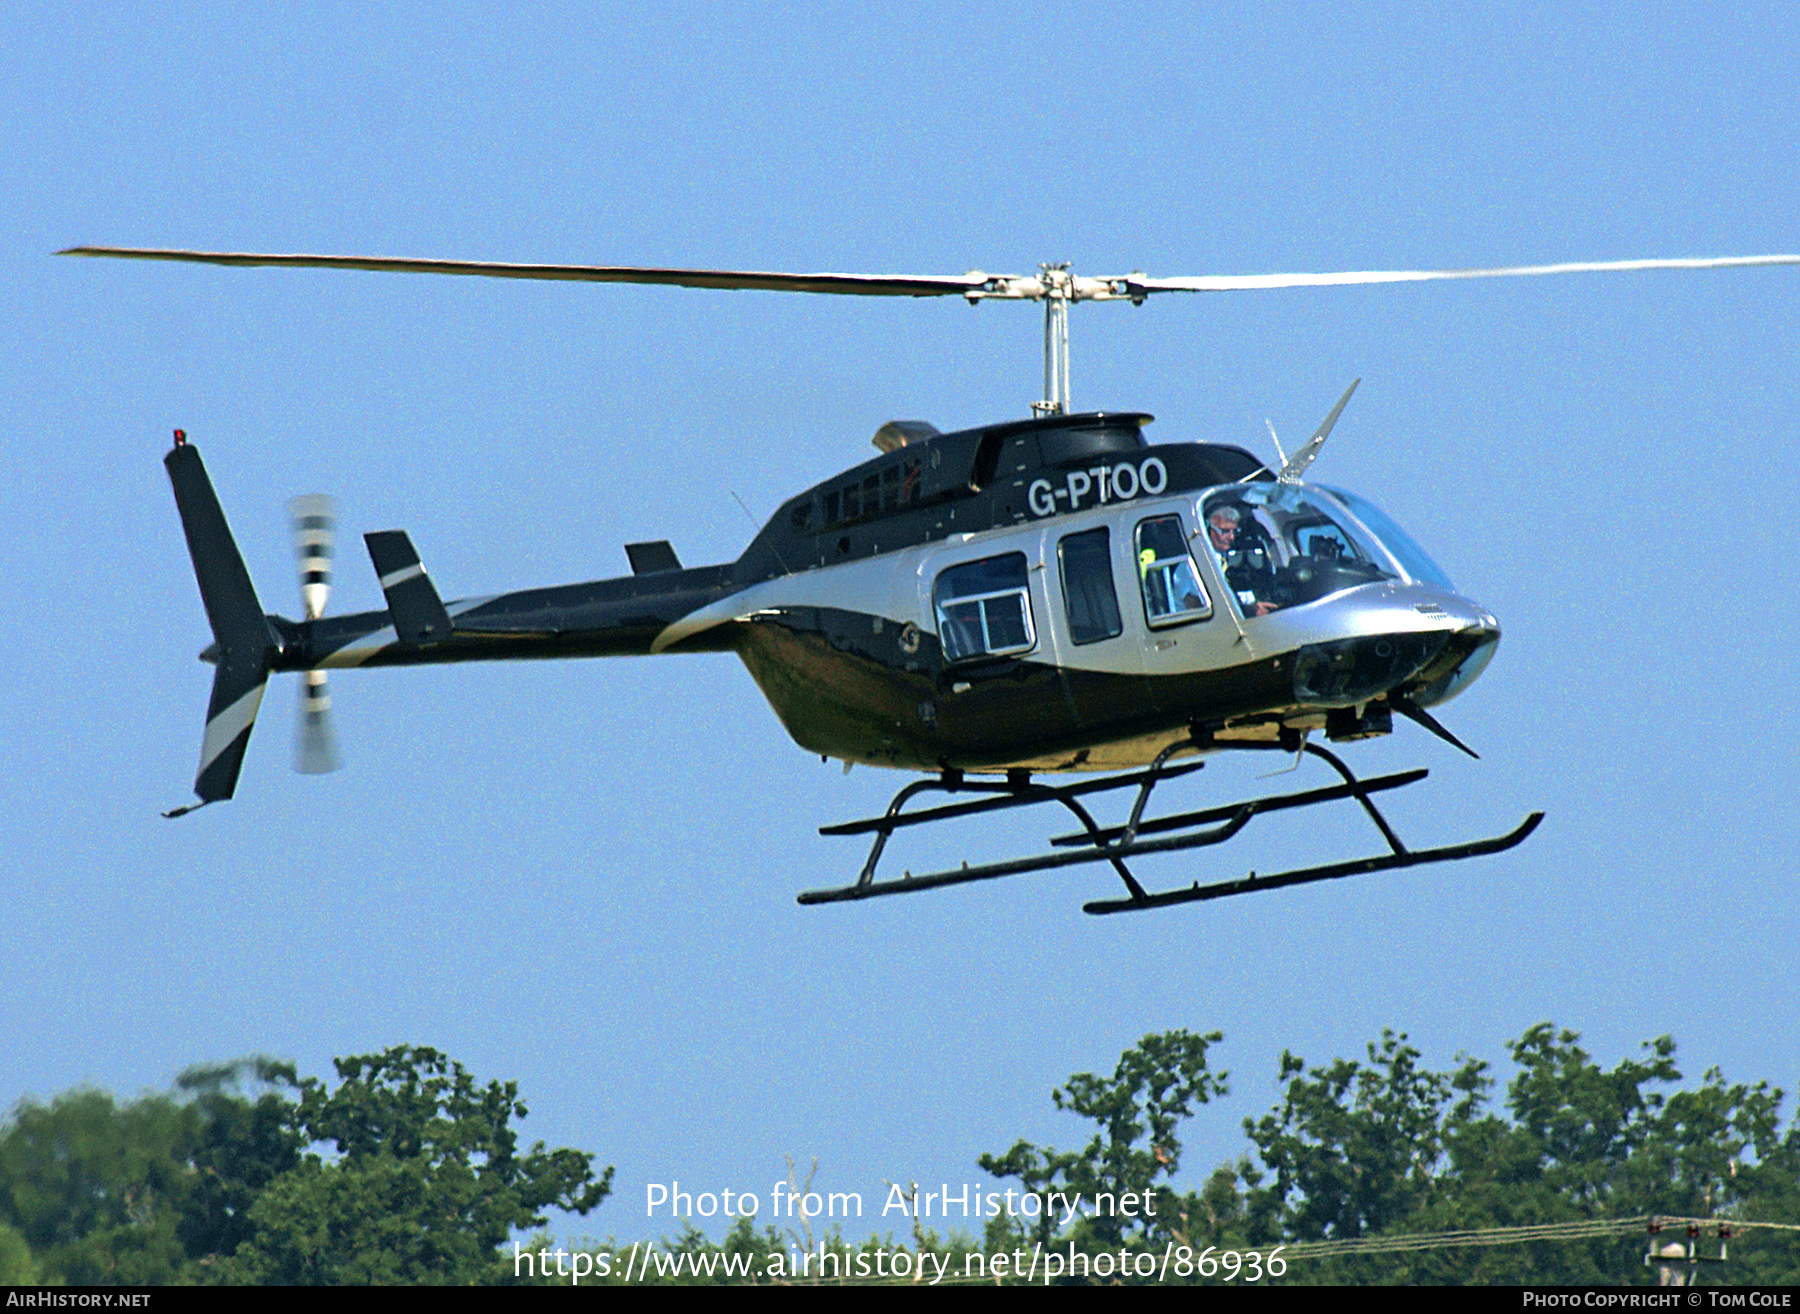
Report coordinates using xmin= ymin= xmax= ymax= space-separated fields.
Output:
xmin=1322 ymin=487 xmax=1456 ymax=591
xmin=1201 ymin=485 xmax=1400 ymax=615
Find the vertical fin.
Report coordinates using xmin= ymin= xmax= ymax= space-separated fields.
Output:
xmin=165 ymin=438 xmax=279 ymax=656
xmin=184 ymin=658 xmax=270 ymax=808
xmin=163 ymin=434 xmax=278 ymax=812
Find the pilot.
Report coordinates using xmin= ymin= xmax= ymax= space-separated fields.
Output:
xmin=1205 ymin=504 xmax=1245 ymax=555
xmin=1206 ymin=505 xmax=1277 ymax=616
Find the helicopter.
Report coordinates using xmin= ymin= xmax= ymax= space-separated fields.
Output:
xmin=64 ymin=244 xmax=1797 ymax=914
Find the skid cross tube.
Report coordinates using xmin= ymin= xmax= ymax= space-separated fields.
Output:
xmin=816 ymin=759 xmax=1206 ymax=838
xmin=801 ymin=769 xmax=1191 ymax=905
xmin=797 ymin=799 xmax=1253 ymax=905
xmin=1048 ymin=768 xmax=1429 ymax=847
xmin=797 ymin=738 xmax=1542 ymax=914
xmin=802 ymin=735 xmax=1223 ymax=905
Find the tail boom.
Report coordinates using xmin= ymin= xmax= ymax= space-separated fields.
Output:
xmin=163 ymin=432 xmax=742 ymax=813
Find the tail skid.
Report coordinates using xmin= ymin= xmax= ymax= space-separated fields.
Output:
xmin=164 ymin=432 xmax=279 ymax=815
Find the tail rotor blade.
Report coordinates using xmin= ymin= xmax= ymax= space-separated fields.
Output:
xmin=289 ymin=495 xmax=344 ymax=774
xmin=289 ymin=494 xmax=336 ymax=620
xmin=295 ymin=670 xmax=342 ymax=774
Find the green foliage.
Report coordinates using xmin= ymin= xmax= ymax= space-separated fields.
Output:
xmin=513 ymin=1218 xmax=991 ymax=1287
xmin=0 ymin=1222 xmax=35 ymax=1284
xmin=1233 ymin=1024 xmax=1800 ymax=1284
xmin=0 ymin=1047 xmax=611 ymax=1286
xmin=6 ymin=1027 xmax=1795 ymax=1286
xmin=174 ymin=1059 xmax=304 ymax=1265
xmin=981 ymin=1030 xmax=1227 ymax=1251
xmin=216 ymin=1045 xmax=612 ymax=1285
xmin=0 ymin=1060 xmax=296 ymax=1284
xmin=982 ymin=1024 xmax=1800 ymax=1286
xmin=0 ymin=1087 xmax=186 ymax=1283
xmin=1243 ymin=1030 xmax=1488 ymax=1246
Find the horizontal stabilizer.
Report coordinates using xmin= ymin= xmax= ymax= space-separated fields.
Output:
xmin=365 ymin=530 xmax=453 ymax=643
xmin=625 ymin=540 xmax=682 ymax=574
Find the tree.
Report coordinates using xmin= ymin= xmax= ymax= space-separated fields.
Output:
xmin=174 ymin=1059 xmax=305 ymax=1267
xmin=981 ymin=1030 xmax=1227 ymax=1251
xmin=1444 ymin=1025 xmax=1796 ymax=1284
xmin=986 ymin=1024 xmax=1800 ymax=1286
xmin=1242 ymin=1030 xmax=1487 ymax=1248
xmin=0 ymin=1086 xmax=198 ymax=1283
xmin=0 ymin=1222 xmax=36 ymax=1284
xmin=0 ymin=1048 xmax=612 ymax=1285
xmin=1236 ymin=1024 xmax=1800 ymax=1284
xmin=216 ymin=1045 xmax=612 ymax=1285
xmin=0 ymin=1059 xmax=300 ymax=1284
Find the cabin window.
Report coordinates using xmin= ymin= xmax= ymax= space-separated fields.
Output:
xmin=815 ymin=457 xmax=927 ymax=532
xmin=1057 ymin=527 xmax=1122 ymax=645
xmin=1135 ymin=514 xmax=1212 ymax=626
xmin=933 ymin=552 xmax=1035 ymax=663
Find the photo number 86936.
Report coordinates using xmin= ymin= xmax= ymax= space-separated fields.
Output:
xmin=1169 ymin=1245 xmax=1288 ymax=1282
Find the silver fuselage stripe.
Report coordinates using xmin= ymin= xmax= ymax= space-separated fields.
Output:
xmin=320 ymin=625 xmax=397 ymax=667
xmin=647 ymin=494 xmax=1484 ymax=673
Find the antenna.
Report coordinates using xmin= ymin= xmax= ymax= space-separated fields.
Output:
xmin=1264 ymin=418 xmax=1289 ymax=468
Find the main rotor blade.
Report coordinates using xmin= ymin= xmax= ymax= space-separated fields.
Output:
xmin=63 ymin=245 xmax=1799 ymax=303
xmin=1126 ymin=253 xmax=1800 ymax=294
xmin=59 ymin=247 xmax=1003 ymax=298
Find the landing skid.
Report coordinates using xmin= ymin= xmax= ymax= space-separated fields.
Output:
xmin=797 ymin=738 xmax=1542 ymax=915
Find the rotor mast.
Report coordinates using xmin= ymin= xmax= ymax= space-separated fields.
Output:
xmin=960 ymin=264 xmax=1140 ymax=416
xmin=1039 ymin=265 xmax=1071 ymax=417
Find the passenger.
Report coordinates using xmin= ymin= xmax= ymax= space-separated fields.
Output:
xmin=1138 ymin=545 xmax=1206 ymax=617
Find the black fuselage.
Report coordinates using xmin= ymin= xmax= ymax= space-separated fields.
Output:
xmin=249 ymin=411 xmax=1497 ymax=774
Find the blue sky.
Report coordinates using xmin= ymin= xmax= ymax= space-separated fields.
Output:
xmin=5 ymin=2 xmax=1797 ymax=1244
